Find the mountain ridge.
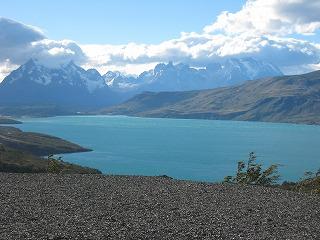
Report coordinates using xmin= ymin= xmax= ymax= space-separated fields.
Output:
xmin=0 ymin=59 xmax=121 ymax=113
xmin=0 ymin=58 xmax=283 ymax=116
xmin=101 ymin=70 xmax=320 ymax=125
xmin=104 ymin=57 xmax=283 ymax=93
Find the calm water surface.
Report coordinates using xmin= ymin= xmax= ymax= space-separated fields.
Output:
xmin=18 ymin=115 xmax=320 ymax=182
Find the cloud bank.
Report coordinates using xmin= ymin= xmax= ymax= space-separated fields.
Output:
xmin=1 ymin=0 xmax=320 ymax=80
xmin=204 ymin=0 xmax=320 ymax=36
xmin=0 ymin=17 xmax=86 ymax=80
xmin=81 ymin=0 xmax=320 ymax=75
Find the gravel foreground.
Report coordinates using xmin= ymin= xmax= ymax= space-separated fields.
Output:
xmin=0 ymin=173 xmax=319 ymax=240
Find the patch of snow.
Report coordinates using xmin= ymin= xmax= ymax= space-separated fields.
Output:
xmin=32 ymin=73 xmax=52 ymax=85
xmin=240 ymin=59 xmax=259 ymax=79
xmin=83 ymin=77 xmax=105 ymax=93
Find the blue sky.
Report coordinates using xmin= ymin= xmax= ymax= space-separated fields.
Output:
xmin=1 ymin=0 xmax=246 ymax=44
xmin=0 ymin=0 xmax=320 ymax=79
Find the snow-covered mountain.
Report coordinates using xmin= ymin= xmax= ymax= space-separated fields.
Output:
xmin=104 ymin=58 xmax=283 ymax=93
xmin=208 ymin=58 xmax=283 ymax=86
xmin=104 ymin=71 xmax=138 ymax=92
xmin=0 ymin=59 xmax=120 ymax=111
xmin=0 ymin=57 xmax=283 ymax=116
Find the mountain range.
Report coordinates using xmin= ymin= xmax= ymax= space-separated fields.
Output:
xmin=0 ymin=59 xmax=119 ymax=114
xmin=0 ymin=58 xmax=282 ymax=116
xmin=101 ymin=70 xmax=320 ymax=125
xmin=105 ymin=58 xmax=282 ymax=93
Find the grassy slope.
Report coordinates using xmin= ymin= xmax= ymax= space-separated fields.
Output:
xmin=0 ymin=126 xmax=91 ymax=155
xmin=0 ymin=117 xmax=22 ymax=124
xmin=0 ymin=145 xmax=101 ymax=174
xmin=0 ymin=105 xmax=76 ymax=117
xmin=281 ymin=176 xmax=320 ymax=194
xmin=0 ymin=125 xmax=100 ymax=174
xmin=102 ymin=71 xmax=320 ymax=124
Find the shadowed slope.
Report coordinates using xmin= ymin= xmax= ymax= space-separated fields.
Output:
xmin=102 ymin=71 xmax=320 ymax=124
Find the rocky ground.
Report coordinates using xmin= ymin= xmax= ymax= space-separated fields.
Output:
xmin=0 ymin=173 xmax=319 ymax=239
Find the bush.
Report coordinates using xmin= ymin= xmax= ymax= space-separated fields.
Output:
xmin=290 ymin=170 xmax=320 ymax=194
xmin=223 ymin=152 xmax=280 ymax=186
xmin=46 ymin=154 xmax=102 ymax=174
xmin=47 ymin=154 xmax=63 ymax=174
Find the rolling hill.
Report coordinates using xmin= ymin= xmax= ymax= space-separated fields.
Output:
xmin=101 ymin=70 xmax=320 ymax=125
xmin=0 ymin=117 xmax=22 ymax=124
xmin=0 ymin=126 xmax=90 ymax=155
xmin=0 ymin=125 xmax=101 ymax=174
xmin=0 ymin=145 xmax=101 ymax=174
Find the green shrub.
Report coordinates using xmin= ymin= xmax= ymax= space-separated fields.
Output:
xmin=292 ymin=170 xmax=320 ymax=194
xmin=46 ymin=154 xmax=102 ymax=174
xmin=47 ymin=154 xmax=63 ymax=174
xmin=223 ymin=152 xmax=280 ymax=186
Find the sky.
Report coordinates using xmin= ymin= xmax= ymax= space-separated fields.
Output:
xmin=1 ymin=0 xmax=246 ymax=44
xmin=1 ymin=0 xmax=320 ymax=80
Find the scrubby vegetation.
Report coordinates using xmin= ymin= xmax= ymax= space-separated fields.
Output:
xmin=46 ymin=154 xmax=102 ymax=174
xmin=223 ymin=152 xmax=280 ymax=186
xmin=0 ymin=144 xmax=46 ymax=173
xmin=0 ymin=125 xmax=100 ymax=174
xmin=224 ymin=152 xmax=320 ymax=194
xmin=0 ymin=126 xmax=91 ymax=156
xmin=0 ymin=145 xmax=101 ymax=174
xmin=281 ymin=170 xmax=320 ymax=194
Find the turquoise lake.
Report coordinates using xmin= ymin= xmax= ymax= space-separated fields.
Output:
xmin=18 ymin=115 xmax=320 ymax=182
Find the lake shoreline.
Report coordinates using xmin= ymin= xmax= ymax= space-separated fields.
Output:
xmin=13 ymin=113 xmax=320 ymax=126
xmin=17 ymin=115 xmax=320 ymax=183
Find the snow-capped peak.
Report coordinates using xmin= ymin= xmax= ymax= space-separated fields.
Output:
xmin=104 ymin=59 xmax=283 ymax=92
xmin=2 ymin=59 xmax=108 ymax=93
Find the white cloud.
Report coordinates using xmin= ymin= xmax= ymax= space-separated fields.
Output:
xmin=29 ymin=39 xmax=86 ymax=68
xmin=81 ymin=32 xmax=320 ymax=72
xmin=0 ymin=18 xmax=86 ymax=78
xmin=0 ymin=59 xmax=18 ymax=81
xmin=48 ymin=47 xmax=75 ymax=56
xmin=82 ymin=62 xmax=158 ymax=76
xmin=79 ymin=0 xmax=320 ymax=75
xmin=1 ymin=0 xmax=320 ymax=81
xmin=204 ymin=0 xmax=320 ymax=36
xmin=0 ymin=17 xmax=44 ymax=48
